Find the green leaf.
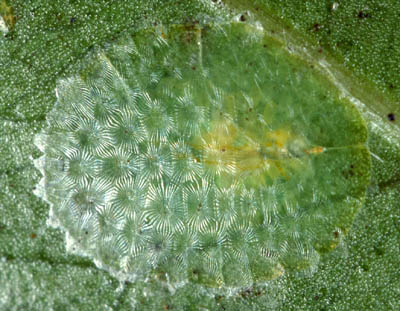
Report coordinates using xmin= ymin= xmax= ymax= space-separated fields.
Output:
xmin=1 ymin=0 xmax=399 ymax=310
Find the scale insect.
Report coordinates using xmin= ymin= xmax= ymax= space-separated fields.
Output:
xmin=34 ymin=21 xmax=370 ymax=289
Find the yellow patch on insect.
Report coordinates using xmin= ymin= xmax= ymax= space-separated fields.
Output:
xmin=191 ymin=119 xmax=325 ymax=184
xmin=305 ymin=146 xmax=325 ymax=155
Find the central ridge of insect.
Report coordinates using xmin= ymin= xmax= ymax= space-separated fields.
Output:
xmin=194 ymin=118 xmax=324 ymax=180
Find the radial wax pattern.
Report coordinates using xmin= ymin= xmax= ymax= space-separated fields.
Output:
xmin=34 ymin=22 xmax=370 ymax=288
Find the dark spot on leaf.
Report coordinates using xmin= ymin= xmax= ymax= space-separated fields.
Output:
xmin=240 ymin=288 xmax=252 ymax=298
xmin=358 ymin=11 xmax=371 ymax=19
xmin=312 ymin=23 xmax=321 ymax=32
xmin=215 ymin=295 xmax=224 ymax=302
xmin=31 ymin=233 xmax=37 ymax=239
xmin=387 ymin=113 xmax=395 ymax=122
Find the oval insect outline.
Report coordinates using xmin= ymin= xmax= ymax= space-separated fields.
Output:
xmin=34 ymin=22 xmax=370 ymax=288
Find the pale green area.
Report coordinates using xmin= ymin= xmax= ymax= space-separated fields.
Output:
xmin=0 ymin=0 xmax=399 ymax=310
